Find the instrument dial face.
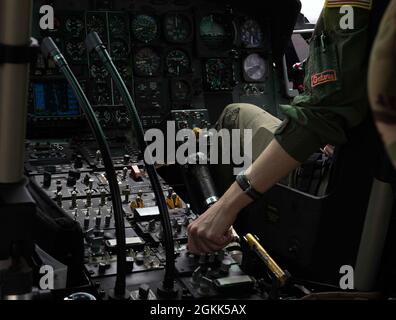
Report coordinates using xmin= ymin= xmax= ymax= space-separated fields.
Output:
xmin=65 ymin=17 xmax=84 ymax=37
xmin=131 ymin=15 xmax=159 ymax=43
xmin=166 ymin=50 xmax=190 ymax=76
xmin=110 ymin=39 xmax=129 ymax=60
xmin=134 ymin=47 xmax=161 ymax=77
xmin=199 ymin=14 xmax=234 ymax=48
xmin=65 ymin=41 xmax=86 ymax=61
xmin=243 ymin=53 xmax=266 ymax=81
xmin=241 ymin=19 xmax=263 ymax=48
xmin=164 ymin=13 xmax=192 ymax=43
xmin=204 ymin=58 xmax=235 ymax=91
xmin=109 ymin=15 xmax=127 ymax=35
xmin=172 ymin=80 xmax=191 ymax=101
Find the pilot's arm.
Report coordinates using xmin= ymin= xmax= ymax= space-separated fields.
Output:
xmin=188 ymin=1 xmax=373 ymax=254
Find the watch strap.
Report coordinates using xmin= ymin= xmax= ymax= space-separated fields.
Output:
xmin=236 ymin=171 xmax=263 ymax=201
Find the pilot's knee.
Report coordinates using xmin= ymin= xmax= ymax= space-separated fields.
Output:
xmin=216 ymin=104 xmax=242 ymax=130
xmin=217 ymin=103 xmax=261 ymax=130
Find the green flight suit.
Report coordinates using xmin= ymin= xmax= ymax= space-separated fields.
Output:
xmin=213 ymin=2 xmax=373 ymax=192
xmin=275 ymin=1 xmax=372 ymax=162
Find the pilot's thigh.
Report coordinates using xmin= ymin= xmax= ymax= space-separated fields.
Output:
xmin=216 ymin=103 xmax=281 ymax=161
xmin=212 ymin=103 xmax=282 ymax=194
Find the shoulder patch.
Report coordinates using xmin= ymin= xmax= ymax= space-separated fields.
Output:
xmin=311 ymin=69 xmax=338 ymax=88
xmin=325 ymin=0 xmax=372 ymax=10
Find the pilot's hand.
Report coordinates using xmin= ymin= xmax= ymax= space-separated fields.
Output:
xmin=321 ymin=144 xmax=335 ymax=157
xmin=187 ymin=199 xmax=237 ymax=255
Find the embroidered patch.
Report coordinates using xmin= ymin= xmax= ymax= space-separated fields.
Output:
xmin=325 ymin=0 xmax=372 ymax=10
xmin=311 ymin=69 xmax=338 ymax=88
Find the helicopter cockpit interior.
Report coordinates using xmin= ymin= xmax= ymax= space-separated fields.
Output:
xmin=0 ymin=0 xmax=395 ymax=304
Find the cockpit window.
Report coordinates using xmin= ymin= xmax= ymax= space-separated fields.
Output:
xmin=300 ymin=0 xmax=325 ymax=23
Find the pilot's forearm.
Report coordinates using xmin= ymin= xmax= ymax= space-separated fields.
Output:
xmin=220 ymin=139 xmax=301 ymax=214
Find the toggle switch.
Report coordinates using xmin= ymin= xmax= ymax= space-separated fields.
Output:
xmin=95 ymin=150 xmax=101 ymax=163
xmin=105 ymin=214 xmax=112 ymax=228
xmin=71 ymin=188 xmax=78 ymax=209
xmin=100 ymin=189 xmax=107 ymax=206
xmin=122 ymin=167 xmax=128 ymax=180
xmin=123 ymin=185 xmax=131 ymax=203
xmin=95 ymin=208 xmax=102 ymax=229
xmin=56 ymin=180 xmax=62 ymax=193
xmin=88 ymin=178 xmax=94 ymax=190
xmin=56 ymin=191 xmax=63 ymax=207
xmin=86 ymin=189 xmax=92 ymax=207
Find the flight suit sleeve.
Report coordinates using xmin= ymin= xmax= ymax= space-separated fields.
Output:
xmin=368 ymin=0 xmax=396 ymax=167
xmin=274 ymin=1 xmax=372 ymax=163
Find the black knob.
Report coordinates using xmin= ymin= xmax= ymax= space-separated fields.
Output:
xmin=84 ymin=216 xmax=90 ymax=230
xmin=95 ymin=216 xmax=102 ymax=229
xmin=43 ymin=171 xmax=52 ymax=188
xmin=123 ymin=154 xmax=131 ymax=165
xmin=56 ymin=180 xmax=62 ymax=192
xmin=98 ymin=262 xmax=107 ymax=274
xmin=74 ymin=155 xmax=83 ymax=168
xmin=126 ymin=256 xmax=135 ymax=271
xmin=148 ymin=219 xmax=156 ymax=232
xmin=135 ymin=253 xmax=144 ymax=265
xmin=67 ymin=176 xmax=77 ymax=187
xmin=68 ymin=169 xmax=81 ymax=180
xmin=138 ymin=284 xmax=150 ymax=300
xmin=83 ymin=174 xmax=90 ymax=186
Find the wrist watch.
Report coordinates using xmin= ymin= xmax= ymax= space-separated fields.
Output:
xmin=236 ymin=171 xmax=264 ymax=201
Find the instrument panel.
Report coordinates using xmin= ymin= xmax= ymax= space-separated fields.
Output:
xmin=29 ymin=0 xmax=275 ymax=135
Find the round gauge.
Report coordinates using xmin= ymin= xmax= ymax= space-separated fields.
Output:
xmin=111 ymin=40 xmax=129 ymax=59
xmin=164 ymin=13 xmax=192 ymax=43
xmin=109 ymin=15 xmax=127 ymax=34
xmin=204 ymin=58 xmax=235 ymax=91
xmin=172 ymin=80 xmax=191 ymax=101
xmin=65 ymin=17 xmax=84 ymax=37
xmin=241 ymin=19 xmax=263 ymax=48
xmin=90 ymin=64 xmax=109 ymax=81
xmin=243 ymin=53 xmax=266 ymax=81
xmin=131 ymin=15 xmax=159 ymax=43
xmin=134 ymin=47 xmax=161 ymax=77
xmin=65 ymin=41 xmax=86 ymax=60
xmin=87 ymin=15 xmax=106 ymax=36
xmin=199 ymin=14 xmax=234 ymax=48
xmin=166 ymin=50 xmax=190 ymax=76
